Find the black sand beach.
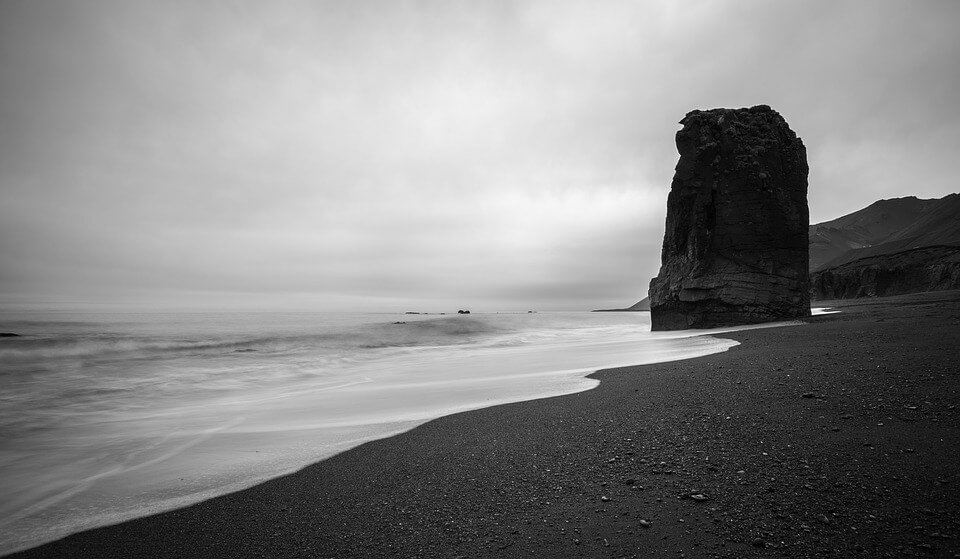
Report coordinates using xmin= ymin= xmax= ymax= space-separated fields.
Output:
xmin=11 ymin=291 xmax=960 ymax=558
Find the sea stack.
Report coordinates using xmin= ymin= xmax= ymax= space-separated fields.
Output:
xmin=649 ymin=105 xmax=810 ymax=330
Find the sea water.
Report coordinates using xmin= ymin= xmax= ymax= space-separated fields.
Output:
xmin=0 ymin=310 xmax=748 ymax=554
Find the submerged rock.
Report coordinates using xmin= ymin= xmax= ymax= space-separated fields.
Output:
xmin=649 ymin=105 xmax=811 ymax=330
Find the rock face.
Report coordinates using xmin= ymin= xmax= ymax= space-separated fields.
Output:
xmin=649 ymin=105 xmax=811 ymax=330
xmin=811 ymin=245 xmax=960 ymax=300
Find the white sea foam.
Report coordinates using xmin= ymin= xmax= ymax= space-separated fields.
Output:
xmin=812 ymin=307 xmax=841 ymax=315
xmin=0 ymin=310 xmax=794 ymax=554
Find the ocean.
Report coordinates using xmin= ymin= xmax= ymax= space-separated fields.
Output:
xmin=0 ymin=310 xmax=748 ymax=554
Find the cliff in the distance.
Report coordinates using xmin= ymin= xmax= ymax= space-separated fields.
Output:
xmin=809 ymin=193 xmax=960 ymax=300
xmin=811 ymin=245 xmax=960 ymax=299
xmin=649 ymin=105 xmax=810 ymax=330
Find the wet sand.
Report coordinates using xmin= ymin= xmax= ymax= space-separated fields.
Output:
xmin=10 ymin=291 xmax=960 ymax=558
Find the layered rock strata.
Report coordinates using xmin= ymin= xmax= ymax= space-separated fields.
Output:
xmin=649 ymin=105 xmax=811 ymax=330
xmin=811 ymin=245 xmax=960 ymax=300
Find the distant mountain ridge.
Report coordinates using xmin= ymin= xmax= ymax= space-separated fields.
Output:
xmin=809 ymin=194 xmax=960 ymax=272
xmin=810 ymin=193 xmax=960 ymax=300
xmin=592 ymin=297 xmax=649 ymax=312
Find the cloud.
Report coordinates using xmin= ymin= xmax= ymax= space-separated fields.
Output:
xmin=2 ymin=0 xmax=959 ymax=311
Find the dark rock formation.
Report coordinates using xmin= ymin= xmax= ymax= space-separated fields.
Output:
xmin=649 ymin=105 xmax=811 ymax=330
xmin=811 ymin=245 xmax=960 ymax=300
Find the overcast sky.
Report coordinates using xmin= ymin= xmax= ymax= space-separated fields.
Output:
xmin=2 ymin=0 xmax=959 ymax=312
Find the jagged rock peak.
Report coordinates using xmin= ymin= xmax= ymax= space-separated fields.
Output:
xmin=649 ymin=105 xmax=811 ymax=330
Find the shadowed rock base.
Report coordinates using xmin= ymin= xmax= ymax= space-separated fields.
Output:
xmin=651 ymin=293 xmax=807 ymax=330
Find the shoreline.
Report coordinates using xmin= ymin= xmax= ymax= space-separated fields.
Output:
xmin=9 ymin=291 xmax=960 ymax=558
xmin=0 ymin=313 xmax=743 ymax=556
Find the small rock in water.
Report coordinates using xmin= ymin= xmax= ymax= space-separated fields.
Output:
xmin=691 ymin=494 xmax=709 ymax=501
xmin=752 ymin=538 xmax=766 ymax=548
xmin=639 ymin=519 xmax=652 ymax=528
xmin=801 ymin=392 xmax=815 ymax=399
xmin=600 ymin=496 xmax=610 ymax=502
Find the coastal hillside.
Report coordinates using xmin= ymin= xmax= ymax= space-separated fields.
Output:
xmin=810 ymin=193 xmax=960 ymax=300
xmin=809 ymin=194 xmax=960 ymax=272
xmin=593 ymin=296 xmax=649 ymax=312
